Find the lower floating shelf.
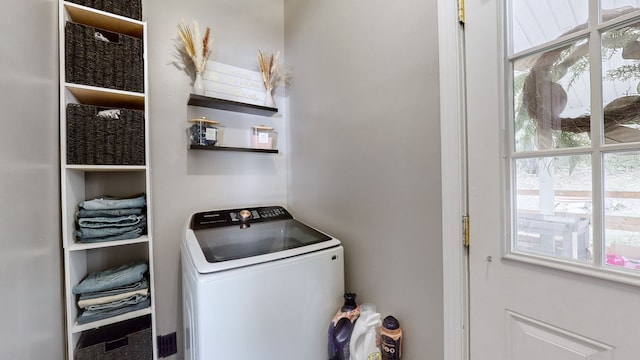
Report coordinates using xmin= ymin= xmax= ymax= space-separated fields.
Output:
xmin=189 ymin=144 xmax=279 ymax=154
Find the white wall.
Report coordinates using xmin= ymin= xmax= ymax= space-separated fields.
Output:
xmin=0 ymin=0 xmax=64 ymax=358
xmin=144 ymin=1 xmax=286 ymax=358
xmin=284 ymin=1 xmax=444 ymax=358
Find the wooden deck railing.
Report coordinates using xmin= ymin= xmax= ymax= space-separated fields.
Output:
xmin=517 ymin=189 xmax=640 ymax=231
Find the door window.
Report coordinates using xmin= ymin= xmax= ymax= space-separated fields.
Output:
xmin=508 ymin=0 xmax=640 ymax=275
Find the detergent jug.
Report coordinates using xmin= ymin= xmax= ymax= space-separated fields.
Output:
xmin=328 ymin=292 xmax=360 ymax=360
xmin=349 ymin=303 xmax=382 ymax=360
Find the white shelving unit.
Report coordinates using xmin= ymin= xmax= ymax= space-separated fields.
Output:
xmin=59 ymin=2 xmax=156 ymax=359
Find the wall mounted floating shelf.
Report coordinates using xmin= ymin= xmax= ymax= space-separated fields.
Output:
xmin=189 ymin=144 xmax=279 ymax=154
xmin=188 ymin=94 xmax=278 ymax=117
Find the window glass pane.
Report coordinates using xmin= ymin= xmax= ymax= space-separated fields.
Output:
xmin=513 ymin=39 xmax=592 ymax=152
xmin=511 ymin=0 xmax=588 ymax=54
xmin=604 ymin=152 xmax=640 ymax=271
xmin=601 ymin=1 xmax=640 ymax=23
xmin=514 ymin=155 xmax=592 ymax=261
xmin=601 ymin=22 xmax=640 ymax=144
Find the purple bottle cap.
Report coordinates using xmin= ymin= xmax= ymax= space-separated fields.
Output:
xmin=383 ymin=315 xmax=400 ymax=330
xmin=341 ymin=292 xmax=358 ymax=312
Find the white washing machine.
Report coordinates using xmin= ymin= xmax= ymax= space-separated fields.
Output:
xmin=182 ymin=206 xmax=345 ymax=360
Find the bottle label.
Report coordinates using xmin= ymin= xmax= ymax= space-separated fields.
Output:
xmin=367 ymin=353 xmax=382 ymax=360
xmin=381 ymin=335 xmax=401 ymax=359
xmin=205 ymin=127 xmax=217 ymax=141
xmin=258 ymin=132 xmax=269 ymax=144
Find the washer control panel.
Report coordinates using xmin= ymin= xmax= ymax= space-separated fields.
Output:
xmin=190 ymin=206 xmax=293 ymax=230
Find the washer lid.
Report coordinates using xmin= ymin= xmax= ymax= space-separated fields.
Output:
xmin=193 ymin=218 xmax=332 ymax=263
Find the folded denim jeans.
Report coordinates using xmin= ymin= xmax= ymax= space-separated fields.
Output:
xmin=79 ymin=193 xmax=146 ymax=211
xmin=72 ymin=261 xmax=148 ymax=295
xmin=78 ymin=278 xmax=148 ymax=300
xmin=76 ymin=207 xmax=143 ymax=219
xmin=76 ymin=298 xmax=151 ymax=325
xmin=76 ymin=228 xmax=145 ymax=243
xmin=74 ymin=220 xmax=146 ymax=239
xmin=78 ymin=214 xmax=146 ymax=229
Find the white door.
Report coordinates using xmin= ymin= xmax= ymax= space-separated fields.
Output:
xmin=465 ymin=0 xmax=640 ymax=358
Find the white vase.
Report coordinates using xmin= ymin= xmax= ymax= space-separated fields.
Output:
xmin=193 ymin=72 xmax=205 ymax=95
xmin=264 ymin=89 xmax=276 ymax=108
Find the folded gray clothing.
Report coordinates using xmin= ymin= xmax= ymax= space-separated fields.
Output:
xmin=76 ymin=208 xmax=143 ymax=218
xmin=78 ymin=214 xmax=146 ymax=229
xmin=78 ymin=278 xmax=149 ymax=300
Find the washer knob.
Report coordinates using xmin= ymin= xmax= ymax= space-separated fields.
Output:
xmin=238 ymin=209 xmax=252 ymax=220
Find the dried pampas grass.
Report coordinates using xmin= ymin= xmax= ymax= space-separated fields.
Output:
xmin=177 ymin=19 xmax=211 ymax=73
xmin=257 ymin=49 xmax=292 ymax=92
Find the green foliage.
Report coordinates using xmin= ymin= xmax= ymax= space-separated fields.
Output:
xmin=604 ymin=153 xmax=640 ymax=173
xmin=566 ymin=56 xmax=590 ymax=89
xmin=514 ymin=103 xmax=536 ymax=148
xmin=602 ymin=27 xmax=640 ymax=50
xmin=605 ymin=63 xmax=640 ymax=82
xmin=557 ymin=130 xmax=590 ymax=148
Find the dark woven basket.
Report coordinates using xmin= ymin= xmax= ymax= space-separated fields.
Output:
xmin=67 ymin=103 xmax=145 ymax=165
xmin=65 ymin=22 xmax=144 ymax=93
xmin=76 ymin=316 xmax=152 ymax=360
xmin=67 ymin=0 xmax=142 ymax=20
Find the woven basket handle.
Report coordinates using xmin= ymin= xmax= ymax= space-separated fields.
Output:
xmin=93 ymin=28 xmax=121 ymax=45
xmin=104 ymin=336 xmax=128 ymax=352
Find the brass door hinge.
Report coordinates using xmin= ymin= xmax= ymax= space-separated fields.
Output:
xmin=463 ymin=215 xmax=470 ymax=247
xmin=458 ymin=0 xmax=465 ymax=25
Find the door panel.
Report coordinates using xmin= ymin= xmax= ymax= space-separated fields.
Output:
xmin=507 ymin=312 xmax=614 ymax=360
xmin=465 ymin=0 xmax=640 ymax=358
